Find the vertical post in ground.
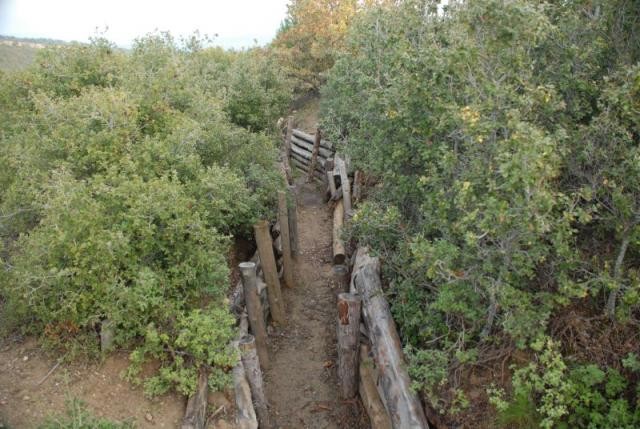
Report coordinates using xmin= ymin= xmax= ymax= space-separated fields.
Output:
xmin=337 ymin=292 xmax=362 ymax=398
xmin=307 ymin=128 xmax=321 ymax=182
xmin=336 ymin=157 xmax=352 ymax=220
xmin=253 ymin=220 xmax=286 ymax=325
xmin=278 ymin=191 xmax=295 ymax=288
xmin=287 ymin=185 xmax=299 ymax=258
xmin=284 ymin=116 xmax=294 ymax=160
xmin=239 ymin=334 xmax=271 ymax=429
xmin=239 ymin=262 xmax=269 ymax=369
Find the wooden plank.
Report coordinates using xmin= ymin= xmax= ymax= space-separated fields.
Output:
xmin=336 ymin=157 xmax=352 ymax=221
xmin=254 ymin=221 xmax=286 ymax=325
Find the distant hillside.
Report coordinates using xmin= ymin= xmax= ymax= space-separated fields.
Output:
xmin=0 ymin=35 xmax=69 ymax=71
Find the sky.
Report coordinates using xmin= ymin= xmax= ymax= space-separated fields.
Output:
xmin=0 ymin=0 xmax=290 ymax=49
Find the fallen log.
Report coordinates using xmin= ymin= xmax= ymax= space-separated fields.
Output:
xmin=240 ymin=262 xmax=269 ymax=370
xmin=181 ymin=367 xmax=209 ymax=429
xmin=359 ymin=344 xmax=393 ymax=429
xmin=292 ymin=128 xmax=334 ymax=151
xmin=254 ymin=220 xmax=286 ymax=325
xmin=239 ymin=335 xmax=271 ymax=429
xmin=333 ymin=199 xmax=346 ymax=265
xmin=337 ymin=293 xmax=362 ymax=399
xmin=355 ymin=263 xmax=429 ymax=429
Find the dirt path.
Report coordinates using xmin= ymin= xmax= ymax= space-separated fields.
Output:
xmin=264 ymin=181 xmax=368 ymax=429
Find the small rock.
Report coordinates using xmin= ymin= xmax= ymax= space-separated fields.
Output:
xmin=145 ymin=412 xmax=154 ymax=422
xmin=22 ymin=356 xmax=29 ymax=362
xmin=22 ymin=395 xmax=30 ymax=401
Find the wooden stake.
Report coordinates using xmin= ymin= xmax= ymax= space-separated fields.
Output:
xmin=284 ymin=116 xmax=294 ymax=159
xmin=278 ymin=191 xmax=295 ymax=288
xmin=359 ymin=344 xmax=393 ymax=429
xmin=307 ymin=128 xmax=322 ymax=182
xmin=355 ymin=264 xmax=429 ymax=428
xmin=239 ymin=262 xmax=269 ymax=369
xmin=353 ymin=170 xmax=362 ymax=205
xmin=287 ymin=185 xmax=299 ymax=258
xmin=333 ymin=199 xmax=346 ymax=265
xmin=233 ymin=349 xmax=258 ymax=429
xmin=239 ymin=335 xmax=272 ymax=429
xmin=337 ymin=292 xmax=362 ymax=398
xmin=181 ymin=367 xmax=209 ymax=429
xmin=254 ymin=220 xmax=286 ymax=325
xmin=336 ymin=157 xmax=352 ymax=220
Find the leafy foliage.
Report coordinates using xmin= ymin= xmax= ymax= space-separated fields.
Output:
xmin=322 ymin=0 xmax=640 ymax=424
xmin=0 ymin=34 xmax=291 ymax=395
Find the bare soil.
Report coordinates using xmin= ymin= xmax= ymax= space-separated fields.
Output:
xmin=263 ymin=179 xmax=368 ymax=429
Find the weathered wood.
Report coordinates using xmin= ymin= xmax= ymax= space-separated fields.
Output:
xmin=287 ymin=185 xmax=299 ymax=258
xmin=333 ymin=199 xmax=346 ymax=265
xmin=327 ymin=168 xmax=337 ymax=201
xmin=239 ymin=335 xmax=271 ymax=429
xmin=181 ymin=367 xmax=209 ymax=429
xmin=240 ymin=262 xmax=269 ymax=370
xmin=254 ymin=220 xmax=286 ymax=325
xmin=100 ymin=319 xmax=114 ymax=352
xmin=337 ymin=293 xmax=362 ymax=398
xmin=336 ymin=157 xmax=352 ymax=221
xmin=290 ymin=148 xmax=326 ymax=170
xmin=233 ymin=346 xmax=258 ymax=429
xmin=332 ymin=264 xmax=350 ymax=293
xmin=292 ymin=128 xmax=334 ymax=151
xmin=291 ymin=158 xmax=324 ymax=180
xmin=355 ymin=264 xmax=429 ymax=428
xmin=284 ymin=116 xmax=294 ymax=159
xmin=278 ymin=191 xmax=295 ymax=288
xmin=359 ymin=344 xmax=393 ymax=429
xmin=291 ymin=135 xmax=333 ymax=159
xmin=307 ymin=128 xmax=322 ymax=183
xmin=350 ymin=246 xmax=380 ymax=295
xmin=290 ymin=142 xmax=327 ymax=166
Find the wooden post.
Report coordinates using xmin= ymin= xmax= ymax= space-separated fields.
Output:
xmin=287 ymin=185 xmax=299 ymax=258
xmin=181 ymin=367 xmax=209 ymax=429
xmin=284 ymin=116 xmax=294 ymax=159
xmin=239 ymin=335 xmax=271 ymax=429
xmin=353 ymin=170 xmax=362 ymax=205
xmin=333 ymin=199 xmax=346 ymax=265
xmin=307 ymin=128 xmax=322 ymax=182
xmin=337 ymin=292 xmax=362 ymax=398
xmin=332 ymin=264 xmax=350 ymax=293
xmin=239 ymin=262 xmax=269 ymax=369
xmin=327 ymin=169 xmax=337 ymax=201
xmin=278 ymin=191 xmax=295 ymax=288
xmin=336 ymin=157 xmax=352 ymax=220
xmin=359 ymin=344 xmax=393 ymax=429
xmin=254 ymin=221 xmax=286 ymax=325
xmin=355 ymin=264 xmax=429 ymax=428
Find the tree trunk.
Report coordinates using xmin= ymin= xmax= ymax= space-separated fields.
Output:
xmin=240 ymin=262 xmax=269 ymax=370
xmin=337 ymin=293 xmax=362 ymax=399
xmin=355 ymin=263 xmax=430 ymax=429
xmin=254 ymin=220 xmax=286 ymax=325
xmin=307 ymin=128 xmax=322 ymax=183
xmin=278 ymin=191 xmax=295 ymax=288
xmin=239 ymin=335 xmax=271 ymax=429
xmin=333 ymin=199 xmax=346 ymax=265
xmin=181 ymin=367 xmax=208 ymax=429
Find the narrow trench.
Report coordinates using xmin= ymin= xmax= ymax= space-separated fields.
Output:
xmin=263 ymin=180 xmax=369 ymax=429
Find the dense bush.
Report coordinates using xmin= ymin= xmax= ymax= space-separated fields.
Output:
xmin=0 ymin=34 xmax=292 ymax=395
xmin=322 ymin=0 xmax=639 ymax=426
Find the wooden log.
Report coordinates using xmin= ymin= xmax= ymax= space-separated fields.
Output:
xmin=290 ymin=142 xmax=326 ymax=165
xmin=337 ymin=293 xmax=362 ymax=398
xmin=333 ymin=199 xmax=346 ymax=265
xmin=359 ymin=344 xmax=393 ymax=429
xmin=239 ymin=335 xmax=271 ymax=429
xmin=292 ymin=128 xmax=334 ymax=151
xmin=291 ymin=147 xmax=325 ymax=169
xmin=284 ymin=116 xmax=294 ymax=159
xmin=254 ymin=221 xmax=286 ymax=325
xmin=100 ymin=319 xmax=115 ymax=352
xmin=278 ymin=191 xmax=295 ymax=288
xmin=332 ymin=264 xmax=350 ymax=293
xmin=181 ymin=367 xmax=209 ymax=429
xmin=291 ymin=135 xmax=333 ymax=159
xmin=239 ymin=262 xmax=269 ymax=370
xmin=233 ymin=347 xmax=258 ymax=429
xmin=307 ymin=128 xmax=322 ymax=183
xmin=325 ymin=157 xmax=335 ymax=172
xmin=291 ymin=158 xmax=324 ymax=180
xmin=287 ymin=185 xmax=299 ymax=258
xmin=355 ymin=264 xmax=429 ymax=428
xmin=336 ymin=157 xmax=352 ymax=221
